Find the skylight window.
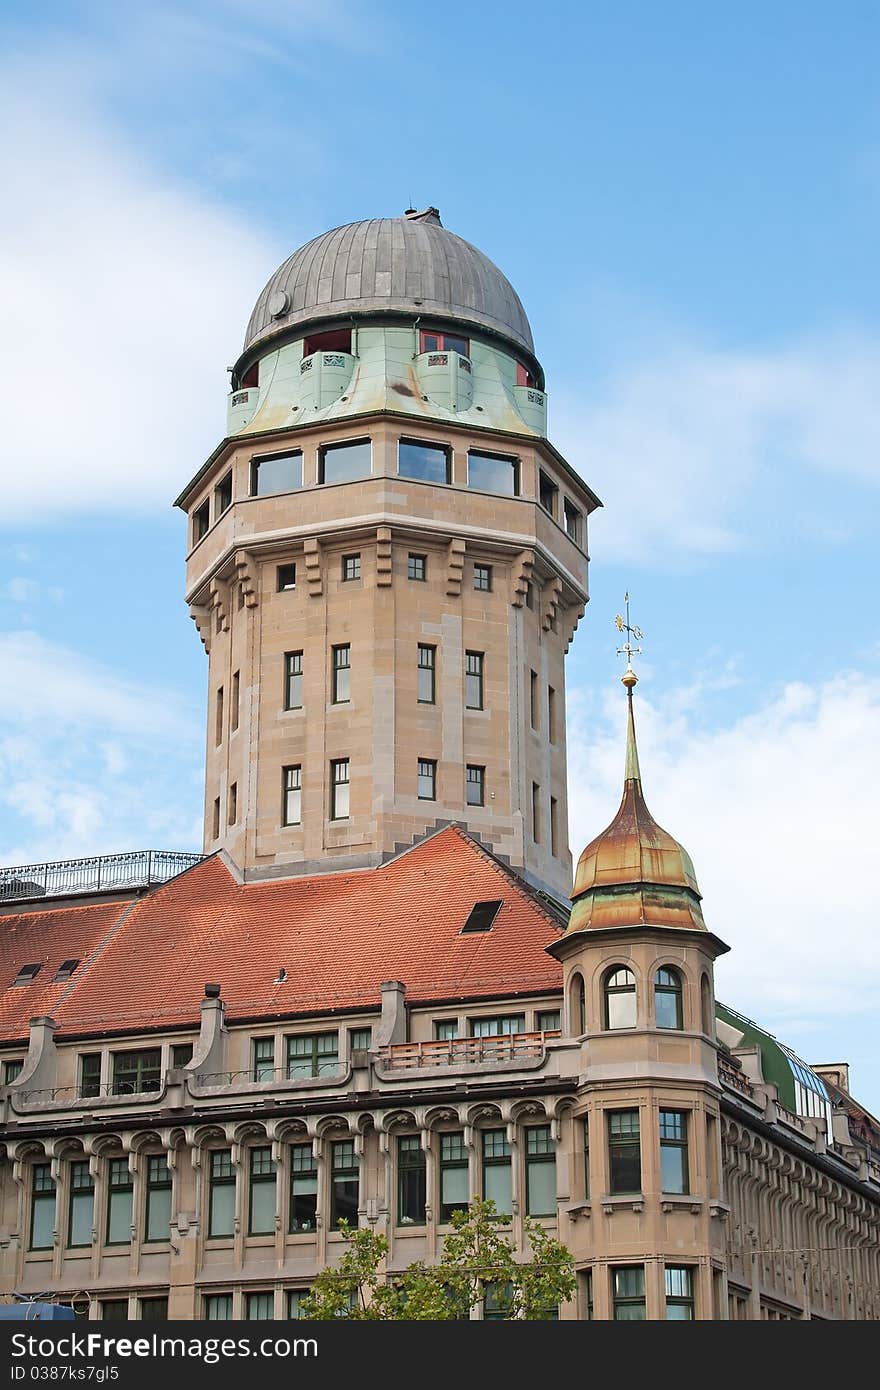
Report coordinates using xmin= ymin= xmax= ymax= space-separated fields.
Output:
xmin=12 ymin=963 xmax=42 ymax=986
xmin=461 ymin=900 xmax=503 ymax=934
xmin=53 ymin=959 xmax=80 ymax=982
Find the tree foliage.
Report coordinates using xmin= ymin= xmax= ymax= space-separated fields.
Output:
xmin=301 ymin=1199 xmax=575 ymax=1320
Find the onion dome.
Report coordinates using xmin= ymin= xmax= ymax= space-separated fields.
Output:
xmin=566 ymin=673 xmax=706 ymax=935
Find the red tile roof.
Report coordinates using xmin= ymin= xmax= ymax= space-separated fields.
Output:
xmin=0 ymin=828 xmax=564 ymax=1043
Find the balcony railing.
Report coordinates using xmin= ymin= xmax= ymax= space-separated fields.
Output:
xmin=379 ymin=1030 xmax=559 ymax=1071
xmin=0 ymin=850 xmax=205 ymax=904
xmin=718 ymin=1055 xmax=755 ymax=1098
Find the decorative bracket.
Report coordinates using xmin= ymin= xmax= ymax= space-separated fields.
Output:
xmin=190 ymin=604 xmax=212 ymax=654
xmin=209 ymin=578 xmax=230 ymax=635
xmin=232 ymin=551 xmax=259 ymax=609
xmin=511 ymin=549 xmax=535 ymax=608
xmin=542 ymin=575 xmax=563 ymax=633
xmin=303 ymin=538 xmax=323 ymax=598
xmin=376 ymin=527 xmax=392 ymax=587
xmin=445 ymin=538 xmax=466 ymax=597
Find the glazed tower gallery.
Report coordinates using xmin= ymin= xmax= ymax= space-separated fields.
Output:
xmin=0 ymin=210 xmax=878 ymax=1321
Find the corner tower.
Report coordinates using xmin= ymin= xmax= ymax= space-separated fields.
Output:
xmin=175 ymin=208 xmax=600 ymax=899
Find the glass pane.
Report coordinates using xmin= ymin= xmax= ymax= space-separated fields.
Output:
xmin=468 ymin=452 xmax=517 ymax=496
xmin=331 ymin=1178 xmax=359 ymax=1226
xmin=290 ymin=1182 xmax=318 ymax=1233
xmin=526 ymin=1160 xmax=556 ymax=1216
xmin=287 ymin=1290 xmax=311 ymax=1318
xmin=610 ymin=1145 xmax=641 ymax=1194
xmin=615 ymin=1303 xmax=646 ymax=1320
xmin=321 ymin=441 xmax=371 ymax=484
xmin=440 ymin=1164 xmax=469 ymax=1218
xmin=655 ymin=989 xmax=682 ymax=1029
xmin=140 ymin=1298 xmax=168 ymax=1321
xmin=483 ymin=1162 xmax=512 ymax=1216
xmin=399 ymin=440 xmax=449 ymax=484
xmin=250 ymin=1179 xmax=276 ymax=1235
xmin=666 ymin=1302 xmax=693 ymax=1319
xmin=205 ymin=1295 xmax=232 ymax=1320
xmin=107 ymin=1189 xmax=133 ymax=1245
xmin=146 ymin=1184 xmax=172 ymax=1242
xmin=31 ymin=1193 xmax=55 ymax=1249
xmin=661 ymin=1146 xmax=687 ymax=1194
xmin=607 ymin=991 xmax=637 ymax=1029
xmin=69 ymin=1192 xmax=94 ymax=1247
xmin=209 ymin=1183 xmax=235 ymax=1238
xmin=333 ymin=779 xmax=350 ymax=819
xmin=246 ymin=1293 xmax=274 ymax=1320
xmin=254 ymin=453 xmax=303 ymax=496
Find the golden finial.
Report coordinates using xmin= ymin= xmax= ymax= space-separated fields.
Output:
xmin=615 ymin=591 xmax=643 ymax=690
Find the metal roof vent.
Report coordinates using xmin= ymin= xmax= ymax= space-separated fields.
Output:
xmin=460 ymin=900 xmax=503 ymax=934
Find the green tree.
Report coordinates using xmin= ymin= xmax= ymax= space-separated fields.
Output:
xmin=301 ymin=1199 xmax=575 ymax=1320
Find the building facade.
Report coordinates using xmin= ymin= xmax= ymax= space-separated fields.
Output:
xmin=0 ymin=210 xmax=878 ymax=1320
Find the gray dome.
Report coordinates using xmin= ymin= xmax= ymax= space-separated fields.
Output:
xmin=242 ymin=208 xmax=534 ymax=360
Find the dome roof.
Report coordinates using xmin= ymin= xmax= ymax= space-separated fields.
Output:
xmin=241 ymin=208 xmax=534 ymax=360
xmin=566 ymin=685 xmax=706 ymax=935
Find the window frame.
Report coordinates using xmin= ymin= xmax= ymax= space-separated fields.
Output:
xmin=608 ymin=1109 xmax=642 ymax=1195
xmin=250 ymin=449 xmax=304 ymax=498
xmin=289 ymin=1142 xmax=318 ymax=1234
xmin=417 ymin=758 xmax=437 ymax=801
xmin=252 ymin=1036 xmax=276 ymax=1083
xmin=331 ymin=644 xmax=351 ymax=704
xmin=66 ymin=1160 xmax=94 ymax=1249
xmin=318 ymin=438 xmax=372 ymax=486
xmin=283 ymin=650 xmax=303 ymax=711
xmin=604 ymin=966 xmax=638 ymax=1031
xmin=330 ymin=758 xmax=350 ymax=820
xmin=655 ymin=967 xmax=684 ymax=1030
xmin=341 ymin=553 xmax=361 ymax=582
xmin=282 ymin=764 xmax=302 ymax=828
xmin=481 ymin=1129 xmax=512 ymax=1217
xmin=417 ymin=644 xmax=436 ymax=704
xmin=465 ymin=650 xmax=484 ymax=710
xmin=612 ymin=1265 xmax=646 ymax=1321
xmin=207 ymin=1149 xmax=236 ymax=1239
xmin=247 ymin=1145 xmax=277 ymax=1237
xmin=79 ymin=1052 xmax=101 ymax=1099
xmin=473 ymin=563 xmax=492 ymax=592
xmin=330 ymin=1139 xmax=359 ymax=1229
xmin=191 ymin=499 xmax=210 ymax=547
xmin=29 ymin=1163 xmax=56 ymax=1251
xmin=466 ymin=449 xmax=520 ymax=497
xmin=665 ymin=1265 xmax=695 ymax=1319
xmin=144 ymin=1154 xmax=172 ymax=1244
xmin=398 ymin=437 xmax=452 ymax=485
xmin=396 ymin=1135 xmax=427 ymax=1228
xmin=438 ymin=1131 xmax=469 ymax=1223
xmin=659 ymin=1110 xmax=690 ymax=1195
xmin=465 ymin=763 xmax=485 ymax=806
xmin=276 ymin=563 xmax=297 ymax=592
xmin=407 ymin=552 xmax=427 ymax=582
xmin=525 ymin=1125 xmax=556 ymax=1218
xmin=214 ymin=471 xmax=233 ymax=519
xmin=285 ymin=1032 xmax=339 ymax=1080
xmin=111 ymin=1048 xmax=162 ymax=1096
xmin=105 ymin=1157 xmax=133 ymax=1247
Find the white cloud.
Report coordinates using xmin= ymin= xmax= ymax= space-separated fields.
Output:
xmin=553 ymin=335 xmax=880 ymax=564
xmin=567 ymin=670 xmax=880 ymax=1024
xmin=0 ymin=74 xmax=281 ymax=527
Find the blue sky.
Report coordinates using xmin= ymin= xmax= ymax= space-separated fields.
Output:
xmin=1 ymin=2 xmax=879 ymax=1107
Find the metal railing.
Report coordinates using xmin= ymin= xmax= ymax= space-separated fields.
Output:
xmin=13 ymin=1077 xmax=169 ymax=1107
xmin=379 ymin=1030 xmax=559 ymax=1071
xmin=718 ymin=1055 xmax=755 ymax=1098
xmin=194 ymin=1065 xmax=345 ymax=1089
xmin=0 ymin=850 xmax=204 ymax=903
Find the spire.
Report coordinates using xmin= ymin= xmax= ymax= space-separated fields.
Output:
xmin=616 ymin=592 xmax=643 ymax=785
xmin=624 ymin=685 xmax=641 ymax=784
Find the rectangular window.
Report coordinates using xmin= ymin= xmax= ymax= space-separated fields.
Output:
xmin=563 ymin=498 xmax=583 ymax=546
xmin=214 ymin=472 xmax=232 ymax=517
xmin=473 ymin=564 xmax=492 ymax=591
xmin=419 ymin=329 xmax=469 ymax=355
xmin=227 ymin=782 xmax=237 ymax=826
xmin=525 ymin=1125 xmax=556 ymax=1217
xmin=252 ymin=1037 xmax=275 ymax=1083
xmin=289 ymin=1142 xmax=318 ymax=1233
xmin=284 ymin=651 xmax=303 ymax=710
xmin=659 ymin=1110 xmax=690 ymax=1194
xmin=112 ymin=1049 xmax=161 ymax=1096
xmin=208 ymin=1150 xmax=235 ymax=1238
xmin=3 ymin=1059 xmax=23 ymax=1084
xmin=144 ymin=1156 xmax=172 ymax=1243
xmin=434 ymin=1019 xmax=458 ymax=1041
xmin=204 ymin=1294 xmax=232 ymax=1320
xmin=407 ymin=553 xmax=426 ymax=582
xmin=215 ymin=686 xmax=224 ymax=746
xmin=277 ymin=563 xmax=297 ymax=591
xmin=467 ymin=450 xmax=519 ymax=497
xmin=251 ymin=450 xmax=303 ymax=497
xmin=30 ymin=1164 xmax=55 ymax=1250
xmin=319 ymin=439 xmax=371 ymax=485
xmin=470 ymin=1015 xmax=525 ymax=1037
xmin=332 ymin=644 xmax=351 ymax=703
xmin=417 ymin=644 xmax=436 ymax=704
xmin=101 ymin=1300 xmax=129 ymax=1322
xmin=67 ymin=1161 xmax=94 ymax=1249
xmin=248 ymin=1147 xmax=276 ymax=1236
xmin=231 ymin=672 xmax=240 ymax=732
xmin=139 ymin=1297 xmax=168 ymax=1321
xmin=286 ymin=1032 xmax=339 ymax=1080
xmin=583 ymin=1117 xmax=590 ymax=1199
xmin=613 ymin=1266 xmax=646 ymax=1320
xmin=245 ymin=1291 xmax=274 ymax=1320
xmin=536 ymin=1009 xmax=560 ymax=1032
xmin=212 ymin=796 xmax=220 ymax=840
xmin=582 ymin=1268 xmax=593 ymax=1320
xmin=481 ymin=1130 xmax=512 ymax=1216
xmin=547 ymin=686 xmax=556 ymax=742
xmin=330 ymin=1140 xmax=359 ymax=1228
xmin=330 ymin=758 xmax=350 ymax=819
xmin=608 ymin=1110 xmax=641 ymax=1194
xmin=665 ymin=1266 xmax=695 ymax=1319
xmin=349 ymin=1027 xmax=372 ymax=1052
xmin=550 ymin=797 xmax=559 ymax=857
xmin=465 ymin=651 xmax=484 ymax=709
xmin=465 ymin=764 xmax=485 ymax=806
xmin=483 ymin=1281 xmax=514 ymax=1320
xmin=192 ymin=500 xmax=210 ymax=545
xmin=287 ymin=1289 xmax=311 ymax=1318
xmin=531 ymin=781 xmax=540 ymax=843
xmin=439 ymin=1132 xmax=468 ymax=1222
xmin=105 ymin=1158 xmax=133 ymax=1245
xmin=79 ymin=1052 xmax=101 ymax=1099
xmin=282 ymin=765 xmax=302 ymax=827
xmin=397 ymin=1136 xmax=426 ymax=1226
xmin=539 ymin=470 xmax=558 ymax=517
xmin=529 ymin=670 xmax=539 ymax=729
xmin=417 ymin=758 xmax=436 ymax=800
xmin=170 ymin=1042 xmax=194 ymax=1066
xmin=342 ymin=553 xmax=361 ymax=581
xmin=398 ymin=439 xmax=451 ymax=484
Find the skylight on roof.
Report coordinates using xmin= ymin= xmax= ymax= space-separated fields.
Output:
xmin=53 ymin=959 xmax=80 ymax=982
xmin=461 ymin=900 xmax=503 ymax=933
xmin=12 ymin=963 xmax=42 ymax=986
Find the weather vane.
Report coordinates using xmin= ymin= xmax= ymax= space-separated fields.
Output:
xmin=614 ymin=591 xmax=643 ymax=689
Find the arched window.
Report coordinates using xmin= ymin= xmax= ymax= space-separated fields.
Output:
xmin=604 ymin=967 xmax=637 ymax=1030
xmin=654 ymin=967 xmax=683 ymax=1030
xmin=569 ymin=972 xmax=586 ymax=1036
xmin=700 ymin=974 xmax=713 ymax=1037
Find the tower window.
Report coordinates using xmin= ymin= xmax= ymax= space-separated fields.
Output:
xmin=227 ymin=782 xmax=237 ymax=826
xmin=331 ymin=644 xmax=351 ymax=703
xmin=613 ymin=1266 xmax=646 ymax=1321
xmin=608 ymin=1111 xmax=641 ymax=1194
xmin=516 ymin=362 xmax=538 ymax=388
xmin=282 ymin=765 xmax=301 ymax=826
xmin=665 ymin=1267 xmax=695 ymax=1320
xmin=192 ymin=500 xmax=210 ymax=546
xmin=407 ymin=553 xmax=427 ymax=581
xmin=398 ymin=439 xmax=451 ymax=484
xmin=330 ymin=758 xmax=350 ymax=819
xmin=467 ymin=450 xmax=519 ymax=497
xmin=417 ymin=644 xmax=436 ymax=703
xmin=529 ymin=670 xmax=539 ymax=729
xmin=417 ymin=758 xmax=436 ymax=800
xmin=550 ymin=797 xmax=559 ymax=857
xmin=655 ymin=968 xmax=684 ymax=1030
xmin=548 ymin=685 xmax=557 ymax=742
xmin=474 ymin=564 xmax=492 ymax=591
xmin=538 ymin=471 xmax=558 ymax=517
xmin=604 ymin=967 xmax=637 ymax=1030
xmin=231 ymin=671 xmax=240 ymax=731
xmin=342 ymin=553 xmax=361 ymax=581
xmin=465 ymin=651 xmax=484 ymax=709
xmin=659 ymin=1111 xmax=689 ymax=1194
xmin=214 ymin=472 xmax=232 ymax=518
xmin=525 ymin=581 xmax=535 ymax=610
xmin=563 ymin=498 xmax=583 ymax=546
xmin=303 ymin=328 xmax=352 ymax=356
xmin=284 ymin=651 xmax=303 ymax=710
xmin=466 ymin=764 xmax=485 ymax=806
xmin=531 ymin=781 xmax=541 ymax=842
xmin=215 ymin=686 xmax=224 ymax=746
xmin=251 ymin=450 xmax=303 ymax=497
xmin=318 ymin=439 xmax=371 ymax=485
xmin=419 ymin=329 xmax=469 ymax=356
xmin=277 ymin=563 xmax=297 ymax=591
xmin=212 ymin=797 xmax=221 ymax=840
xmin=241 ymin=362 xmax=259 ymax=389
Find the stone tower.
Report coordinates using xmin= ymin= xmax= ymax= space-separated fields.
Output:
xmin=175 ymin=208 xmax=599 ymax=899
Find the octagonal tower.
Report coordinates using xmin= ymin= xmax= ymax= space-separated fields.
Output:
xmin=175 ymin=208 xmax=600 ymax=899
